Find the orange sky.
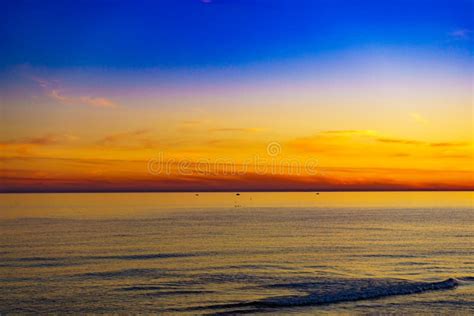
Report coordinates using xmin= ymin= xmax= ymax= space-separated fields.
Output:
xmin=1 ymin=2 xmax=473 ymax=192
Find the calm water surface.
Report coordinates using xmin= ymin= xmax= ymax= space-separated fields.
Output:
xmin=0 ymin=192 xmax=473 ymax=314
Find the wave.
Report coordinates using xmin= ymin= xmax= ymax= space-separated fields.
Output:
xmin=77 ymin=268 xmax=165 ymax=279
xmin=198 ymin=278 xmax=460 ymax=313
xmin=96 ymin=253 xmax=199 ymax=260
xmin=259 ymin=278 xmax=459 ymax=307
xmin=5 ymin=252 xmax=206 ymax=268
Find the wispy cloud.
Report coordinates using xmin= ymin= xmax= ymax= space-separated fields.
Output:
xmin=429 ymin=141 xmax=470 ymax=148
xmin=0 ymin=133 xmax=79 ymax=155
xmin=375 ymin=137 xmax=424 ymax=145
xmin=208 ymin=127 xmax=265 ymax=133
xmin=288 ymin=129 xmax=471 ymax=157
xmin=98 ymin=129 xmax=157 ymax=148
xmin=80 ymin=96 xmax=116 ymax=108
xmin=50 ymin=90 xmax=117 ymax=108
xmin=319 ymin=130 xmax=377 ymax=136
xmin=1 ymin=134 xmax=78 ymax=146
xmin=29 ymin=76 xmax=117 ymax=108
xmin=449 ymin=28 xmax=472 ymax=40
xmin=30 ymin=76 xmax=56 ymax=89
xmin=377 ymin=137 xmax=470 ymax=147
xmin=22 ymin=135 xmax=60 ymax=146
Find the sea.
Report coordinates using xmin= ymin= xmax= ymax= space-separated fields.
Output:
xmin=0 ymin=192 xmax=473 ymax=314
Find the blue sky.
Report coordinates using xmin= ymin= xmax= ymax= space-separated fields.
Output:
xmin=1 ymin=0 xmax=472 ymax=70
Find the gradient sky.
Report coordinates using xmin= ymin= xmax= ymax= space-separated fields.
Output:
xmin=1 ymin=0 xmax=473 ymax=192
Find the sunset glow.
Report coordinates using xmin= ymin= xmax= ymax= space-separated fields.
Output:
xmin=1 ymin=1 xmax=472 ymax=192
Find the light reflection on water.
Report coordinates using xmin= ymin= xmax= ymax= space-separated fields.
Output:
xmin=0 ymin=192 xmax=473 ymax=314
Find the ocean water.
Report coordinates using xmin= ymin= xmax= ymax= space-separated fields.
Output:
xmin=0 ymin=192 xmax=473 ymax=314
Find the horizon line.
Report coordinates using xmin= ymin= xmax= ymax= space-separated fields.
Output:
xmin=1 ymin=189 xmax=473 ymax=194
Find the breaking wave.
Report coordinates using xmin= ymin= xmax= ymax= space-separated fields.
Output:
xmin=198 ymin=277 xmax=461 ymax=313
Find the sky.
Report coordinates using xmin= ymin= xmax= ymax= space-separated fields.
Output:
xmin=0 ymin=0 xmax=473 ymax=192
